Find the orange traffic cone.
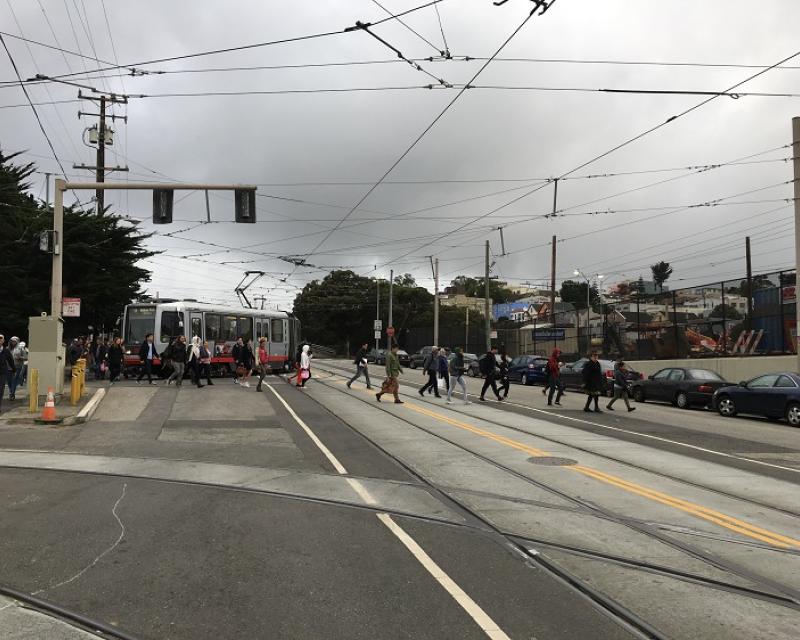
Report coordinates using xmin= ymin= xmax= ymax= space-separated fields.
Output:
xmin=41 ymin=387 xmax=58 ymax=422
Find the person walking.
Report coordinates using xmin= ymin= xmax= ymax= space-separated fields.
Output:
xmin=582 ymin=351 xmax=605 ymax=413
xmin=232 ymin=337 xmax=245 ymax=384
xmin=607 ymin=360 xmax=636 ymax=412
xmin=6 ymin=337 xmax=21 ymax=400
xmin=376 ymin=343 xmax=404 ymax=404
xmin=545 ymin=348 xmax=564 ymax=406
xmin=419 ymin=347 xmax=441 ymax=398
xmin=256 ymin=337 xmax=269 ymax=391
xmin=479 ymin=347 xmax=502 ymax=402
xmin=297 ymin=344 xmax=311 ymax=388
xmin=447 ymin=347 xmax=470 ymax=405
xmin=12 ymin=340 xmax=27 ymax=394
xmin=239 ymin=339 xmax=255 ymax=388
xmin=0 ymin=335 xmax=16 ymax=414
xmin=188 ymin=336 xmax=204 ymax=388
xmin=95 ymin=338 xmax=109 ymax=381
xmin=108 ymin=337 xmax=124 ymax=384
xmin=438 ymin=348 xmax=450 ymax=398
xmin=137 ymin=333 xmax=159 ymax=385
xmin=347 ymin=342 xmax=372 ymax=389
xmin=497 ymin=347 xmax=510 ymax=400
xmin=200 ymin=340 xmax=214 ymax=386
xmin=166 ymin=336 xmax=187 ymax=386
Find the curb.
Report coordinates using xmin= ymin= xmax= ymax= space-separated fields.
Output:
xmin=65 ymin=388 xmax=106 ymax=425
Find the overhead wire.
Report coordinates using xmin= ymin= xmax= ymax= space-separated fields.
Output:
xmin=369 ymin=0 xmax=442 ymax=54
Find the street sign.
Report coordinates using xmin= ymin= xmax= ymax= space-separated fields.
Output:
xmin=533 ymin=329 xmax=565 ymax=340
xmin=374 ymin=319 xmax=383 ymax=331
xmin=374 ymin=331 xmax=381 ymax=340
xmin=490 ymin=330 xmax=498 ymax=339
xmin=386 ymin=326 xmax=395 ymax=337
xmin=62 ymin=297 xmax=81 ymax=317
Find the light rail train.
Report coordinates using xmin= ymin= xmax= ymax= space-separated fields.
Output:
xmin=121 ymin=300 xmax=301 ymax=375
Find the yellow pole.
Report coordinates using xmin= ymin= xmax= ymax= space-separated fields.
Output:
xmin=28 ymin=369 xmax=39 ymax=413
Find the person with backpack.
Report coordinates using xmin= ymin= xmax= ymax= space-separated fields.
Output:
xmin=418 ymin=347 xmax=441 ymax=398
xmin=479 ymin=347 xmax=502 ymax=402
xmin=166 ymin=335 xmax=188 ymax=386
xmin=545 ymin=348 xmax=565 ymax=406
xmin=108 ymin=337 xmax=124 ymax=384
xmin=447 ymin=347 xmax=470 ymax=405
xmin=582 ymin=351 xmax=605 ymax=413
xmin=606 ymin=360 xmax=636 ymax=412
xmin=256 ymin=337 xmax=269 ymax=391
xmin=347 ymin=341 xmax=372 ymax=390
xmin=497 ymin=347 xmax=511 ymax=400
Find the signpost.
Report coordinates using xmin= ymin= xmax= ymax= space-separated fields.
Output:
xmin=62 ymin=297 xmax=81 ymax=317
xmin=374 ymin=319 xmax=383 ymax=331
xmin=374 ymin=331 xmax=381 ymax=340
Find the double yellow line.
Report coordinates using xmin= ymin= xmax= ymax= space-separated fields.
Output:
xmin=333 ymin=375 xmax=800 ymax=549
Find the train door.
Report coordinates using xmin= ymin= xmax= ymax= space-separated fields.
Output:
xmin=189 ymin=312 xmax=203 ymax=342
xmin=270 ymin=318 xmax=287 ymax=368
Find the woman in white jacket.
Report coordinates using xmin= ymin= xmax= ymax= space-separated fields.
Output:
xmin=298 ymin=344 xmax=312 ymax=388
xmin=189 ymin=336 xmax=204 ymax=388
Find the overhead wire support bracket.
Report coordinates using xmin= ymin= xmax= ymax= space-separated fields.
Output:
xmin=235 ymin=270 xmax=265 ymax=309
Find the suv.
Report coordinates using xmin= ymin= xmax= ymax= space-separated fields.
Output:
xmin=409 ymin=346 xmax=436 ymax=369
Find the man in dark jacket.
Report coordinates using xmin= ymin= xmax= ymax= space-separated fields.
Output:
xmin=582 ymin=352 xmax=605 ymax=413
xmin=479 ymin=347 xmax=502 ymax=402
xmin=606 ymin=360 xmax=635 ymax=412
xmin=0 ymin=334 xmax=16 ymax=414
xmin=137 ymin=333 xmax=159 ymax=385
xmin=418 ymin=347 xmax=441 ymax=398
xmin=107 ymin=337 xmax=124 ymax=384
xmin=347 ymin=342 xmax=372 ymax=389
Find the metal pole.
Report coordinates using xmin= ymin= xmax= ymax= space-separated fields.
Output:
xmin=205 ymin=190 xmax=211 ymax=223
xmin=792 ymin=116 xmax=800 ymax=368
xmin=388 ymin=269 xmax=394 ymax=348
xmin=485 ymin=241 xmax=491 ymax=351
xmin=52 ymin=180 xmax=65 ymax=317
xmin=45 ymin=172 xmax=51 ymax=210
xmin=586 ymin=276 xmax=590 ymax=353
xmin=745 ymin=235 xmax=753 ymax=332
xmin=433 ymin=258 xmax=439 ymax=347
xmin=780 ymin=271 xmax=786 ymax=353
xmin=376 ymin=278 xmax=380 ymax=352
xmin=550 ymin=235 xmax=556 ymax=328
xmin=96 ymin=95 xmax=106 ymax=214
xmin=465 ymin=307 xmax=469 ymax=351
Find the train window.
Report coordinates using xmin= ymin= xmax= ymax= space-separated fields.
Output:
xmin=256 ymin=320 xmax=268 ymax=341
xmin=205 ymin=314 xmax=221 ymax=341
xmin=160 ymin=311 xmax=183 ymax=344
xmin=238 ymin=316 xmax=253 ymax=342
xmin=221 ymin=316 xmax=238 ymax=342
xmin=191 ymin=317 xmax=202 ymax=340
xmin=125 ymin=305 xmax=155 ymax=345
xmin=271 ymin=318 xmax=284 ymax=343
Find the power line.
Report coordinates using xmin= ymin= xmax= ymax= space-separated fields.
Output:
xmin=370 ymin=0 xmax=442 ymax=54
xmin=433 ymin=2 xmax=449 ymax=56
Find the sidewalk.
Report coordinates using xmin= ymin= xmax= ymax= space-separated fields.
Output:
xmin=0 ymin=380 xmax=104 ymax=426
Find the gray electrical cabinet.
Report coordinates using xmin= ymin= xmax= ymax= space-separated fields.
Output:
xmin=28 ymin=315 xmax=65 ymax=395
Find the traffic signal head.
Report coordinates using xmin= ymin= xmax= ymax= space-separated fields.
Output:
xmin=153 ymin=189 xmax=173 ymax=224
xmin=235 ymin=189 xmax=256 ymax=223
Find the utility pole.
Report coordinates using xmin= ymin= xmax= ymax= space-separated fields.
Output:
xmin=485 ymin=240 xmax=491 ymax=352
xmin=376 ymin=277 xmax=380 ymax=352
xmin=75 ymin=91 xmax=129 ymax=214
xmin=44 ymin=172 xmax=52 ymax=211
xmin=465 ymin=307 xmax=469 ymax=352
xmin=550 ymin=235 xmax=557 ymax=328
xmin=792 ymin=116 xmax=800 ymax=371
xmin=388 ymin=269 xmax=394 ymax=349
xmin=433 ymin=257 xmax=439 ymax=347
xmin=745 ymin=236 xmax=753 ymax=332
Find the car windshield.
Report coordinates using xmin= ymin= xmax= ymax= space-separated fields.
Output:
xmin=689 ymin=369 xmax=724 ymax=381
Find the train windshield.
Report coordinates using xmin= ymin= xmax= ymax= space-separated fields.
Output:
xmin=125 ymin=305 xmax=155 ymax=345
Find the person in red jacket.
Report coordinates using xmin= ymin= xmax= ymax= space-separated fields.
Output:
xmin=256 ymin=337 xmax=269 ymax=392
xmin=545 ymin=348 xmax=564 ymax=406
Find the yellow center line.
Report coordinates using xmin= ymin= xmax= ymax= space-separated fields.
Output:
xmin=323 ymin=368 xmax=800 ymax=549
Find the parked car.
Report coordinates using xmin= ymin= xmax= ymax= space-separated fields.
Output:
xmin=396 ymin=349 xmax=411 ymax=367
xmin=631 ymin=367 xmax=730 ymax=408
xmin=409 ymin=346 xmax=435 ymax=369
xmin=466 ymin=352 xmax=503 ymax=378
xmin=713 ymin=372 xmax=800 ymax=426
xmin=366 ymin=348 xmax=385 ymax=364
xmin=559 ymin=358 xmax=642 ymax=396
xmin=507 ymin=355 xmax=548 ymax=385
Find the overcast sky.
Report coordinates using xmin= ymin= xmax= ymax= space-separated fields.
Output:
xmin=2 ymin=0 xmax=799 ymax=309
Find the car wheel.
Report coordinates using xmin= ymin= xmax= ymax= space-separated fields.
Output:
xmin=717 ymin=395 xmax=736 ymax=417
xmin=521 ymin=373 xmax=528 ymax=385
xmin=632 ymin=386 xmax=645 ymax=403
xmin=785 ymin=402 xmax=800 ymax=427
xmin=676 ymin=392 xmax=689 ymax=409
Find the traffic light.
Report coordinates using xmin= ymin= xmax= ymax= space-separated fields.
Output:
xmin=235 ymin=189 xmax=256 ymax=223
xmin=153 ymin=189 xmax=173 ymax=224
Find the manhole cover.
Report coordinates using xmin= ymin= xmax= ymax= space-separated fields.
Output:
xmin=527 ymin=456 xmax=578 ymax=466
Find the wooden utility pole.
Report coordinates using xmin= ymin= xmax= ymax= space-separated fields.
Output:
xmin=433 ymin=257 xmax=439 ymax=346
xmin=792 ymin=117 xmax=800 ymax=369
xmin=745 ymin=236 xmax=753 ymax=331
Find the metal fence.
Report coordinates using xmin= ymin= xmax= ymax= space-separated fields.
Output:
xmin=494 ymin=269 xmax=797 ymax=361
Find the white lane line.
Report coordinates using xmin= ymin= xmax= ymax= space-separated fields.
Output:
xmin=378 ymin=513 xmax=512 ymax=640
xmin=270 ymin=380 xmax=512 ymax=640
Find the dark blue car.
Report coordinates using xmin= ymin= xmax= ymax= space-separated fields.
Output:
xmin=507 ymin=355 xmax=548 ymax=385
xmin=713 ymin=372 xmax=800 ymax=426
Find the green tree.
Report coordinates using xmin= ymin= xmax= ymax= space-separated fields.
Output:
xmin=0 ymin=150 xmax=155 ymax=338
xmin=709 ymin=304 xmax=742 ymax=320
xmin=447 ymin=276 xmax=517 ymax=304
xmin=559 ymin=279 xmax=600 ymax=310
xmin=650 ymin=261 xmax=673 ymax=292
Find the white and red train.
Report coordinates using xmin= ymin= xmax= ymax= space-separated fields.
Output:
xmin=122 ymin=300 xmax=301 ymax=375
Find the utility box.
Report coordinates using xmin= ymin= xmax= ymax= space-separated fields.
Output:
xmin=27 ymin=315 xmax=65 ymax=395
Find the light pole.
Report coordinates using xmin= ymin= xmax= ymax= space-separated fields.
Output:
xmin=574 ymin=269 xmax=604 ymax=352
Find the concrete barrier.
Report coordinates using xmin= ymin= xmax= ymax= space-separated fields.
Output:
xmin=626 ymin=355 xmax=797 ymax=382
